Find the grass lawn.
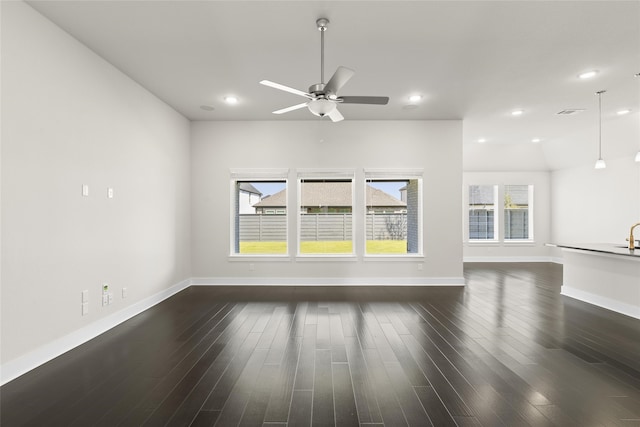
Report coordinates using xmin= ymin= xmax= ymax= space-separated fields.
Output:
xmin=239 ymin=240 xmax=407 ymax=254
xmin=239 ymin=241 xmax=287 ymax=254
xmin=366 ymin=240 xmax=407 ymax=254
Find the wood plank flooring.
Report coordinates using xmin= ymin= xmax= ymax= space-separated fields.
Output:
xmin=2 ymin=262 xmax=640 ymax=426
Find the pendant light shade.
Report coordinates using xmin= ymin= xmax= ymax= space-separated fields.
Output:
xmin=595 ymin=90 xmax=607 ymax=170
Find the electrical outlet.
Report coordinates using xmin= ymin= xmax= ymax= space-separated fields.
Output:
xmin=108 ymin=293 xmax=114 ymax=304
xmin=82 ymin=184 xmax=89 ymax=196
xmin=107 ymin=187 xmax=114 ymax=199
xmin=82 ymin=303 xmax=89 ymax=316
xmin=81 ymin=290 xmax=89 ymax=303
xmin=122 ymin=287 xmax=127 ymax=298
xmin=102 ymin=284 xmax=109 ymax=306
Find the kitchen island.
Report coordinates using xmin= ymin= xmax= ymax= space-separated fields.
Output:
xmin=549 ymin=243 xmax=640 ymax=319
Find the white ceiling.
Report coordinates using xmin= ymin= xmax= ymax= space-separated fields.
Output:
xmin=26 ymin=1 xmax=640 ymax=157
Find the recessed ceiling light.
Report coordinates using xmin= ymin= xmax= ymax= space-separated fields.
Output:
xmin=531 ymin=138 xmax=541 ymax=143
xmin=578 ymin=70 xmax=599 ymax=79
xmin=200 ymin=105 xmax=215 ymax=111
xmin=408 ymin=94 xmax=422 ymax=102
xmin=617 ymin=109 xmax=631 ymax=115
xmin=224 ymin=96 xmax=239 ymax=104
xmin=477 ymin=138 xmax=486 ymax=143
xmin=511 ymin=109 xmax=524 ymax=116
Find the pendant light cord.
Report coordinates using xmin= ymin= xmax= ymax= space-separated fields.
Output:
xmin=596 ymin=90 xmax=606 ymax=159
xmin=598 ymin=91 xmax=602 ymax=159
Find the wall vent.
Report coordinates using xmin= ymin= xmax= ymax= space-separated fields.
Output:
xmin=556 ymin=109 xmax=585 ymax=115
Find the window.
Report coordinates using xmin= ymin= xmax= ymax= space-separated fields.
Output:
xmin=468 ymin=185 xmax=498 ymax=241
xmin=231 ymin=169 xmax=289 ymax=256
xmin=466 ymin=184 xmax=534 ymax=243
xmin=365 ymin=173 xmax=422 ymax=255
xmin=298 ymin=172 xmax=354 ymax=255
xmin=504 ymin=185 xmax=533 ymax=241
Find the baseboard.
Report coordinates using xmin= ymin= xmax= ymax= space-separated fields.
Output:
xmin=463 ymin=256 xmax=556 ymax=263
xmin=190 ymin=276 xmax=466 ymax=286
xmin=561 ymin=286 xmax=640 ymax=320
xmin=1 ymin=279 xmax=191 ymax=386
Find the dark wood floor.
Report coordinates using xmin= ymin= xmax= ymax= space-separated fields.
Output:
xmin=2 ymin=263 xmax=640 ymax=426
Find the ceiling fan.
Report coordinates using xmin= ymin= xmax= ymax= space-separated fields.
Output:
xmin=260 ymin=18 xmax=389 ymax=122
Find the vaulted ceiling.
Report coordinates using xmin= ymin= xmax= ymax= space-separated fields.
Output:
xmin=26 ymin=1 xmax=640 ymax=170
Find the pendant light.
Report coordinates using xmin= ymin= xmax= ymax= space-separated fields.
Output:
xmin=594 ymin=90 xmax=606 ymax=169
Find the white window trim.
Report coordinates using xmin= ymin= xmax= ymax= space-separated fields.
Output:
xmin=229 ymin=169 xmax=289 ymax=257
xmin=297 ymin=170 xmax=356 ymax=258
xmin=363 ymin=169 xmax=424 ymax=257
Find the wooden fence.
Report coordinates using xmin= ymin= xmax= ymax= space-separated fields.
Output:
xmin=238 ymin=213 xmax=407 ymax=241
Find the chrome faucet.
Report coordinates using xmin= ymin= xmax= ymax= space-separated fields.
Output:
xmin=629 ymin=222 xmax=640 ymax=250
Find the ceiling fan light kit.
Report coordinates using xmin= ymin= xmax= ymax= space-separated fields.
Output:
xmin=259 ymin=18 xmax=389 ymax=122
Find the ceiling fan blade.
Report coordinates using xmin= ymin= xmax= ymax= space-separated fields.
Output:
xmin=324 ymin=66 xmax=355 ymax=95
xmin=273 ymin=102 xmax=309 ymax=115
xmin=338 ymin=96 xmax=389 ymax=105
xmin=260 ymin=80 xmax=313 ymax=98
xmin=327 ymin=108 xmax=344 ymax=122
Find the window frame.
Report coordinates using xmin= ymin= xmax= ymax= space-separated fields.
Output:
xmin=363 ymin=169 xmax=424 ymax=258
xmin=229 ymin=169 xmax=290 ymax=258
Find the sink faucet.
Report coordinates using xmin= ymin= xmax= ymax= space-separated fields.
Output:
xmin=630 ymin=222 xmax=640 ymax=250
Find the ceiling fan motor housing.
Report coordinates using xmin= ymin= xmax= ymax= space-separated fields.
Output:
xmin=308 ymin=83 xmax=326 ymax=96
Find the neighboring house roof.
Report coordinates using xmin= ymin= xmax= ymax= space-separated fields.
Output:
xmin=253 ymin=182 xmax=405 ymax=208
xmin=239 ymin=182 xmax=262 ymax=195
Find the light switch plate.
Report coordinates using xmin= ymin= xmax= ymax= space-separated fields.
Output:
xmin=82 ymin=303 xmax=89 ymax=316
xmin=81 ymin=290 xmax=89 ymax=303
xmin=82 ymin=184 xmax=89 ymax=197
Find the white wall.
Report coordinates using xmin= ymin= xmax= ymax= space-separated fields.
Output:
xmin=551 ymin=156 xmax=640 ymax=254
xmin=191 ymin=120 xmax=463 ymax=283
xmin=463 ymin=142 xmax=549 ymax=171
xmin=1 ymin=1 xmax=191 ymax=373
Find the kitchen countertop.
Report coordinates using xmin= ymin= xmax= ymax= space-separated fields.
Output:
xmin=547 ymin=243 xmax=640 ymax=258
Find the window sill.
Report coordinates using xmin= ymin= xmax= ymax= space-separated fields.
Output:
xmin=364 ymin=254 xmax=424 ymax=262
xmin=465 ymin=240 xmax=536 ymax=247
xmin=503 ymin=240 xmax=536 ymax=246
xmin=466 ymin=240 xmax=501 ymax=246
xmin=295 ymin=255 xmax=358 ymax=262
xmin=228 ymin=255 xmax=291 ymax=262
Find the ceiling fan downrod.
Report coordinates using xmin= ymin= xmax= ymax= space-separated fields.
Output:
xmin=317 ymin=18 xmax=329 ymax=87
